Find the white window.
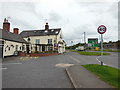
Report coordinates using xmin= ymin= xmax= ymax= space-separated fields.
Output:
xmin=60 ymin=34 xmax=62 ymax=39
xmin=16 ymin=45 xmax=18 ymax=51
xmin=48 ymin=39 xmax=52 ymax=44
xmin=35 ymin=39 xmax=40 ymax=44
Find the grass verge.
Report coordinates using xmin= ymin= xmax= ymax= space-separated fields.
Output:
xmin=95 ymin=49 xmax=120 ymax=52
xmin=82 ymin=64 xmax=120 ymax=88
xmin=70 ymin=50 xmax=110 ymax=56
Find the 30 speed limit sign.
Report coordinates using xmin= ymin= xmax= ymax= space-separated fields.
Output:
xmin=97 ymin=25 xmax=107 ymax=34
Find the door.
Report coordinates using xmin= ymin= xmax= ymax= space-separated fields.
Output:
xmin=42 ymin=46 xmax=45 ymax=52
xmin=26 ymin=44 xmax=30 ymax=54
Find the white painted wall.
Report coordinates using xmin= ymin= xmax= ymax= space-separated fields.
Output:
xmin=3 ymin=40 xmax=26 ymax=57
xmin=23 ymin=30 xmax=66 ymax=53
xmin=24 ymin=35 xmax=56 ymax=45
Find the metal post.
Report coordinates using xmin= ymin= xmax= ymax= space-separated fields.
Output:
xmin=101 ymin=34 xmax=103 ymax=56
xmin=84 ymin=32 xmax=86 ymax=44
xmin=101 ymin=61 xmax=103 ymax=66
xmin=84 ymin=32 xmax=86 ymax=51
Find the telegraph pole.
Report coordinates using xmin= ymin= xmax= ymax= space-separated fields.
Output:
xmin=84 ymin=32 xmax=86 ymax=44
xmin=84 ymin=32 xmax=86 ymax=50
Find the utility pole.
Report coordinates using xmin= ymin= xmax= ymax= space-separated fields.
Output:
xmin=84 ymin=32 xmax=86 ymax=44
xmin=84 ymin=32 xmax=86 ymax=50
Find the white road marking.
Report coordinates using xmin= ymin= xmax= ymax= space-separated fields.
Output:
xmin=96 ymin=56 xmax=119 ymax=68
xmin=0 ymin=68 xmax=7 ymax=70
xmin=96 ymin=56 xmax=107 ymax=66
xmin=2 ymin=63 xmax=22 ymax=65
xmin=55 ymin=63 xmax=74 ymax=68
xmin=67 ymin=55 xmax=80 ymax=63
xmin=0 ymin=63 xmax=22 ymax=70
xmin=96 ymin=57 xmax=100 ymax=62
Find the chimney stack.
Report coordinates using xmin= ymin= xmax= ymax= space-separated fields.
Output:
xmin=13 ymin=28 xmax=19 ymax=34
xmin=3 ymin=18 xmax=10 ymax=32
xmin=45 ymin=22 xmax=49 ymax=30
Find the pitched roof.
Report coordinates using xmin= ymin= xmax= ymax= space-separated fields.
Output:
xmin=20 ymin=28 xmax=61 ymax=38
xmin=0 ymin=29 xmax=27 ymax=43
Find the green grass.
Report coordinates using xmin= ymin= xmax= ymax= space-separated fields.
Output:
xmin=82 ymin=64 xmax=120 ymax=88
xmin=95 ymin=49 xmax=120 ymax=52
xmin=70 ymin=50 xmax=110 ymax=56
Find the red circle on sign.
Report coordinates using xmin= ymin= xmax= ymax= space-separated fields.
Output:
xmin=97 ymin=25 xmax=107 ymax=34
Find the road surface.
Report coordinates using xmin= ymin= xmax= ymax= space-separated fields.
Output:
xmin=2 ymin=51 xmax=118 ymax=88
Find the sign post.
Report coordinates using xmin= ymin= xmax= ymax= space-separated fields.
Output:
xmin=97 ymin=25 xmax=107 ymax=56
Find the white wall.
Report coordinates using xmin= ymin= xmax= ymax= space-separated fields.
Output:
xmin=3 ymin=40 xmax=26 ymax=57
xmin=23 ymin=31 xmax=66 ymax=53
xmin=24 ymin=35 xmax=56 ymax=45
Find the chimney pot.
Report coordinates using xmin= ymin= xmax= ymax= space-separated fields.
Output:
xmin=3 ymin=18 xmax=10 ymax=32
xmin=13 ymin=28 xmax=19 ymax=34
xmin=45 ymin=22 xmax=49 ymax=30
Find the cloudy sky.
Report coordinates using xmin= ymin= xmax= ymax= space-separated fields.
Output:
xmin=0 ymin=0 xmax=119 ymax=46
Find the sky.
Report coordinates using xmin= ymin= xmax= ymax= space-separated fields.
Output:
xmin=0 ymin=0 xmax=119 ymax=46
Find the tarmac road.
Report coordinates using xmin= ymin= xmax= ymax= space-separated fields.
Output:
xmin=2 ymin=55 xmax=75 ymax=88
xmin=66 ymin=51 xmax=118 ymax=68
xmin=2 ymin=51 xmax=118 ymax=88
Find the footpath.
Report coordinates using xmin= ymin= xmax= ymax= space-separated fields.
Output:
xmin=66 ymin=65 xmax=112 ymax=88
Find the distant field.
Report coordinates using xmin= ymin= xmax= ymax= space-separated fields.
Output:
xmin=69 ymin=50 xmax=110 ymax=56
xmin=82 ymin=64 xmax=120 ymax=88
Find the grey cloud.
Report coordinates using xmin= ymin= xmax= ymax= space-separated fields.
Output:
xmin=48 ymin=11 xmax=62 ymax=22
xmin=0 ymin=1 xmax=118 ymax=46
xmin=74 ymin=25 xmax=97 ymax=35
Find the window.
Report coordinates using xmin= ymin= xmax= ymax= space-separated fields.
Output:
xmin=8 ymin=47 xmax=10 ymax=51
xmin=35 ymin=39 xmax=40 ymax=44
xmin=48 ymin=46 xmax=53 ymax=51
xmin=48 ymin=39 xmax=52 ymax=44
xmin=22 ymin=45 xmax=25 ymax=51
xmin=60 ymin=34 xmax=62 ymax=39
xmin=16 ymin=45 xmax=18 ymax=51
xmin=20 ymin=46 xmax=21 ymax=50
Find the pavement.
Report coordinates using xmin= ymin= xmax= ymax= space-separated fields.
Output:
xmin=66 ymin=65 xmax=112 ymax=88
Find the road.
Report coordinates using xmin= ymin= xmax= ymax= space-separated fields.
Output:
xmin=66 ymin=51 xmax=118 ymax=68
xmin=2 ymin=51 xmax=118 ymax=88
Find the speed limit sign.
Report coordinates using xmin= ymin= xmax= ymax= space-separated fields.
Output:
xmin=97 ymin=25 xmax=107 ymax=34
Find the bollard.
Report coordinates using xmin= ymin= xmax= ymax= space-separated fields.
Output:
xmin=100 ymin=61 xmax=103 ymax=66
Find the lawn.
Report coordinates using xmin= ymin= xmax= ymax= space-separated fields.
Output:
xmin=70 ymin=50 xmax=110 ymax=56
xmin=82 ymin=64 xmax=120 ymax=88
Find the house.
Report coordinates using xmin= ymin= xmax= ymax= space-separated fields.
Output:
xmin=0 ymin=19 xmax=65 ymax=58
xmin=0 ymin=18 xmax=27 ymax=58
xmin=20 ymin=22 xmax=66 ymax=54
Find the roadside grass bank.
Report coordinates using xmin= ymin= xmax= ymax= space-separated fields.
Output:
xmin=82 ymin=64 xmax=120 ymax=88
xmin=69 ymin=50 xmax=110 ymax=56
